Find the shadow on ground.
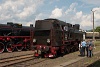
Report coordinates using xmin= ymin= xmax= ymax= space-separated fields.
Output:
xmin=87 ymin=59 xmax=100 ymax=67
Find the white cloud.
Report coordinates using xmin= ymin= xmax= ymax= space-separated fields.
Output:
xmin=16 ymin=6 xmax=36 ymax=19
xmin=70 ymin=7 xmax=100 ymax=30
xmin=80 ymin=15 xmax=92 ymax=27
xmin=26 ymin=21 xmax=35 ymax=26
xmin=0 ymin=0 xmax=99 ymax=30
xmin=35 ymin=13 xmax=44 ymax=20
xmin=70 ymin=11 xmax=92 ymax=29
xmin=0 ymin=6 xmax=2 ymax=11
xmin=64 ymin=3 xmax=100 ymax=30
xmin=0 ymin=14 xmax=13 ymax=20
xmin=50 ymin=8 xmax=62 ymax=18
xmin=65 ymin=3 xmax=78 ymax=15
xmin=0 ymin=0 xmax=44 ymax=25
xmin=75 ymin=11 xmax=83 ymax=19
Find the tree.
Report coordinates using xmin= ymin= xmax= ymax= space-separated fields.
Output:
xmin=95 ymin=26 xmax=100 ymax=32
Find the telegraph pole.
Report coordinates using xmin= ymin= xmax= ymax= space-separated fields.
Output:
xmin=91 ymin=10 xmax=95 ymax=41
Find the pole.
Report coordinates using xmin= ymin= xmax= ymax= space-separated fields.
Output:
xmin=91 ymin=10 xmax=97 ymax=49
xmin=91 ymin=10 xmax=95 ymax=41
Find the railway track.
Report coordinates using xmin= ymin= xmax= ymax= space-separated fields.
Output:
xmin=1 ymin=51 xmax=99 ymax=67
xmin=13 ymin=58 xmax=49 ymax=67
xmin=0 ymin=53 xmax=49 ymax=67
xmin=0 ymin=51 xmax=78 ymax=67
xmin=0 ymin=54 xmax=34 ymax=67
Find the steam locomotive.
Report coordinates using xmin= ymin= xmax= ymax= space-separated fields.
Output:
xmin=0 ymin=18 xmax=83 ymax=57
xmin=33 ymin=19 xmax=83 ymax=58
xmin=0 ymin=22 xmax=34 ymax=53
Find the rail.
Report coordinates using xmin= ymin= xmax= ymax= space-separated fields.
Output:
xmin=0 ymin=54 xmax=34 ymax=67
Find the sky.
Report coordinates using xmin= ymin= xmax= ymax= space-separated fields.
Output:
xmin=0 ymin=0 xmax=100 ymax=30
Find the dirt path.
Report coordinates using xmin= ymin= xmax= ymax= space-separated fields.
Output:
xmin=67 ymin=52 xmax=100 ymax=67
xmin=54 ymin=45 xmax=100 ymax=67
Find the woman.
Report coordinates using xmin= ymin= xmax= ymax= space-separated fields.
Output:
xmin=88 ymin=40 xmax=94 ymax=57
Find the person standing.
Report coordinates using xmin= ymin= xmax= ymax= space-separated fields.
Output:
xmin=86 ymin=40 xmax=90 ymax=57
xmin=88 ymin=40 xmax=94 ymax=57
xmin=79 ymin=41 xmax=82 ymax=55
xmin=81 ymin=40 xmax=86 ymax=56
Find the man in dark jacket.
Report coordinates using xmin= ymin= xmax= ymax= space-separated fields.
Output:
xmin=86 ymin=40 xmax=90 ymax=57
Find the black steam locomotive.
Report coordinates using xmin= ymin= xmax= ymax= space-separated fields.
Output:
xmin=0 ymin=18 xmax=83 ymax=57
xmin=33 ymin=19 xmax=83 ymax=58
xmin=0 ymin=22 xmax=34 ymax=53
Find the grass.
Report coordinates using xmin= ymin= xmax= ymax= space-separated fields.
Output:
xmin=88 ymin=60 xmax=100 ymax=67
xmin=94 ymin=41 xmax=100 ymax=46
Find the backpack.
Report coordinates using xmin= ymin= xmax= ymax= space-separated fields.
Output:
xmin=89 ymin=46 xmax=93 ymax=50
xmin=89 ymin=42 xmax=93 ymax=50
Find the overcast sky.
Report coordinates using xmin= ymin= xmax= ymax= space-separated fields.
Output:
xmin=0 ymin=0 xmax=100 ymax=30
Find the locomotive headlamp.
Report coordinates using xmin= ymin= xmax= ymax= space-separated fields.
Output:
xmin=33 ymin=39 xmax=36 ymax=42
xmin=47 ymin=39 xmax=50 ymax=43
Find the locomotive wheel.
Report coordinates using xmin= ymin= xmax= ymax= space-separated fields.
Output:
xmin=16 ymin=42 xmax=23 ymax=51
xmin=63 ymin=48 xmax=68 ymax=55
xmin=24 ymin=43 xmax=30 ymax=50
xmin=6 ymin=42 xmax=14 ymax=52
xmin=70 ymin=46 xmax=75 ymax=52
xmin=0 ymin=42 xmax=5 ymax=53
xmin=54 ymin=53 xmax=57 ymax=58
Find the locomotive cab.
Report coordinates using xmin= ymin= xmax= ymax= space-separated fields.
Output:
xmin=34 ymin=19 xmax=60 ymax=46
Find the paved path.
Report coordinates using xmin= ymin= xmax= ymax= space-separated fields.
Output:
xmin=54 ymin=51 xmax=100 ymax=67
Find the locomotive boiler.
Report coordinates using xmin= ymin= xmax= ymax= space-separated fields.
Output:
xmin=0 ymin=22 xmax=34 ymax=53
xmin=33 ymin=19 xmax=83 ymax=58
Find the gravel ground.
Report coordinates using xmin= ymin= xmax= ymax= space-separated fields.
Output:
xmin=9 ymin=51 xmax=100 ymax=67
xmin=7 ymin=51 xmax=81 ymax=67
xmin=66 ymin=53 xmax=100 ymax=67
xmin=29 ymin=46 xmax=100 ymax=67
xmin=2 ymin=44 xmax=100 ymax=67
xmin=0 ymin=51 xmax=34 ymax=59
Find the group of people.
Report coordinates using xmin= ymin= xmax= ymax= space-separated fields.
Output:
xmin=79 ymin=39 xmax=94 ymax=57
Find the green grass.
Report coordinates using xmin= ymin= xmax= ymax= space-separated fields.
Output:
xmin=87 ymin=55 xmax=100 ymax=67
xmin=93 ymin=41 xmax=100 ymax=52
xmin=91 ymin=60 xmax=100 ymax=67
xmin=94 ymin=41 xmax=100 ymax=46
